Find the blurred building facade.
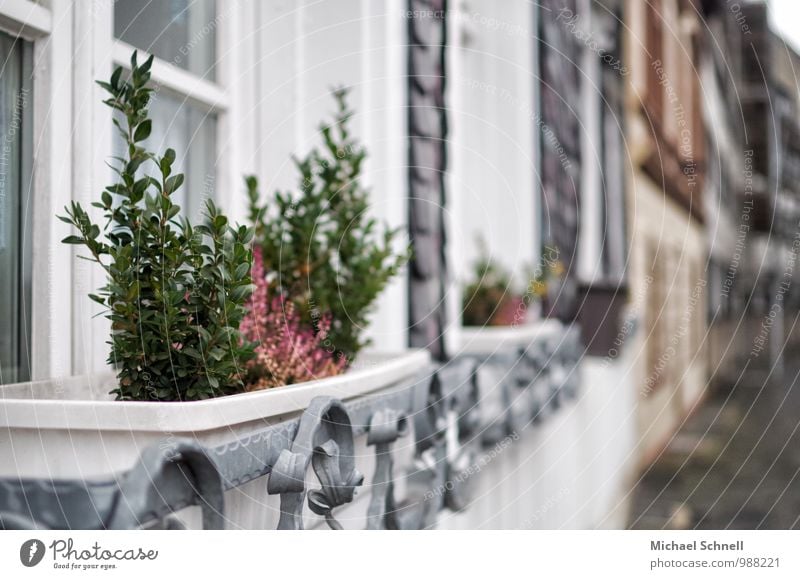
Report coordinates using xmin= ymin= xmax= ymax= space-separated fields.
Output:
xmin=701 ymin=0 xmax=748 ymax=388
xmin=736 ymin=2 xmax=800 ymax=379
xmin=703 ymin=1 xmax=800 ymax=386
xmin=623 ymin=0 xmax=708 ymax=462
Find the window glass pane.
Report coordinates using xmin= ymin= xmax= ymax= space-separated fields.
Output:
xmin=114 ymin=0 xmax=217 ymax=80
xmin=0 ymin=32 xmax=32 ymax=384
xmin=113 ymin=90 xmax=217 ymax=220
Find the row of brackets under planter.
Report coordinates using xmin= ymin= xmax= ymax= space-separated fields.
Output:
xmin=0 ymin=322 xmax=582 ymax=530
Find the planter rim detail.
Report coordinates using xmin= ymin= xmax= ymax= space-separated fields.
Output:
xmin=457 ymin=320 xmax=565 ymax=354
xmin=0 ymin=350 xmax=430 ymax=433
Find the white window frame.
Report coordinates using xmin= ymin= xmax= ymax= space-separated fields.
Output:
xmin=0 ymin=0 xmax=51 ymax=40
xmin=0 ymin=0 xmax=73 ymax=383
xmin=108 ymin=1 xmax=246 ymax=220
xmin=109 ymin=1 xmax=232 ymax=218
xmin=110 ymin=40 xmax=228 ymax=114
xmin=0 ymin=0 xmax=241 ymax=382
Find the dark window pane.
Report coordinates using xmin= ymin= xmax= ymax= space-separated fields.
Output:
xmin=112 ymin=90 xmax=217 ymax=220
xmin=114 ymin=0 xmax=217 ymax=80
xmin=0 ymin=32 xmax=32 ymax=384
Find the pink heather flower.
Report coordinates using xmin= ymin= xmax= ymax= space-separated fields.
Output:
xmin=241 ymin=247 xmax=345 ymax=390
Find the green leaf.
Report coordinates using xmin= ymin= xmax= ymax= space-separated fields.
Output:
xmin=213 ymin=214 xmax=228 ymax=230
xmin=88 ymin=293 xmax=106 ymax=306
xmin=133 ymin=119 xmax=152 ymax=142
xmin=62 ymin=235 xmax=86 ymax=245
xmin=164 ymin=174 xmax=184 ymax=195
xmin=110 ymin=66 xmax=122 ymax=90
xmin=163 ymin=148 xmax=176 ymax=167
xmin=182 ymin=347 xmax=202 ymax=360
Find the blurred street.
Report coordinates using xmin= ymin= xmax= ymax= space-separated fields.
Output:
xmin=629 ymin=360 xmax=800 ymax=530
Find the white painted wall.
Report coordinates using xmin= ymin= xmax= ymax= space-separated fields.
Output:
xmin=437 ymin=351 xmax=638 ymax=529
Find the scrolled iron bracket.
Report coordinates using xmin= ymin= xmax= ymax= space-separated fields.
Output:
xmin=562 ymin=328 xmax=583 ymax=399
xmin=546 ymin=329 xmax=582 ymax=405
xmin=442 ymin=361 xmax=481 ymax=511
xmin=107 ymin=439 xmax=225 ymax=530
xmin=0 ymin=478 xmax=118 ymax=530
xmin=365 ymin=408 xmax=408 ymax=529
xmin=389 ymin=372 xmax=448 ymax=529
xmin=521 ymin=340 xmax=556 ymax=421
xmin=268 ymin=396 xmax=364 ymax=530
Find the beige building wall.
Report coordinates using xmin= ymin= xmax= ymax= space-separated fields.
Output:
xmin=627 ymin=173 xmax=708 ymax=461
xmin=624 ymin=0 xmax=709 ymax=465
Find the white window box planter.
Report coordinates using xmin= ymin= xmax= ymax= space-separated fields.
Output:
xmin=0 ymin=349 xmax=431 ymax=529
xmin=0 ymin=325 xmax=583 ymax=530
xmin=457 ymin=320 xmax=566 ymax=355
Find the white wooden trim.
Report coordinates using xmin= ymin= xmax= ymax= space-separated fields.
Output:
xmin=577 ymin=0 xmax=604 ymax=284
xmin=293 ymin=2 xmax=306 ymax=154
xmin=111 ymin=40 xmax=229 ymax=113
xmin=360 ymin=0 xmax=409 ymax=352
xmin=532 ymin=0 xmax=542 ymax=265
xmin=0 ymin=0 xmax=51 ymax=40
xmin=216 ymin=0 xmax=247 ymax=219
xmin=28 ymin=0 xmax=72 ymax=380
xmin=70 ymin=0 xmax=114 ymax=375
xmin=446 ymin=2 xmax=466 ymax=346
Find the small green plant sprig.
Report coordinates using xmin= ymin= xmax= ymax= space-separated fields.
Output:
xmin=60 ymin=52 xmax=254 ymax=401
xmin=247 ymin=88 xmax=407 ymax=361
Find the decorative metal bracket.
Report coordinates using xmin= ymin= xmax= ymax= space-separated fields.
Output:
xmin=267 ymin=396 xmax=364 ymax=530
xmin=365 ymin=408 xmax=408 ymax=529
xmin=108 ymin=439 xmax=225 ymax=530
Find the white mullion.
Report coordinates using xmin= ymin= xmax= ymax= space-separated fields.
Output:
xmin=446 ymin=1 xmax=465 ymax=345
xmin=577 ymin=0 xmax=604 ymax=285
xmin=111 ymin=40 xmax=229 ymax=114
xmin=70 ymin=0 xmax=114 ymax=375
xmin=217 ymin=0 xmax=248 ymax=221
xmin=27 ymin=0 xmax=71 ymax=380
xmin=0 ymin=0 xmax=51 ymax=40
xmin=294 ymin=1 xmax=306 ymax=154
xmin=532 ymin=1 xmax=542 ymax=266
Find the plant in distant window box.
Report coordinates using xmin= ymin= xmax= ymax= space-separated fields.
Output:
xmin=245 ymin=88 xmax=408 ymax=377
xmin=60 ymin=52 xmax=255 ymax=401
xmin=462 ymin=239 xmax=530 ymax=327
xmin=461 ymin=241 xmax=564 ymax=328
